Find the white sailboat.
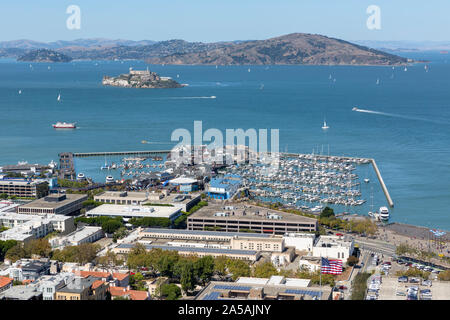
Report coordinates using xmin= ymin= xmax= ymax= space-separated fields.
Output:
xmin=18 ymin=90 xmax=22 ymax=95
xmin=57 ymin=93 xmax=61 ymax=102
xmin=321 ymin=119 xmax=329 ymax=130
xmin=248 ymin=68 xmax=251 ymax=72
xmin=376 ymin=78 xmax=380 ymax=85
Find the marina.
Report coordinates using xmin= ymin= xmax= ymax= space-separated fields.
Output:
xmin=69 ymin=149 xmax=393 ymax=215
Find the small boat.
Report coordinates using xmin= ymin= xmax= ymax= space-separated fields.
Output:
xmin=248 ymin=68 xmax=251 ymax=72
xmin=101 ymin=157 xmax=110 ymax=170
xmin=57 ymin=93 xmax=61 ymax=101
xmin=77 ymin=173 xmax=86 ymax=181
xmin=18 ymin=90 xmax=22 ymax=94
xmin=364 ymin=178 xmax=370 ymax=183
xmin=210 ymin=96 xmax=216 ymax=99
xmin=376 ymin=78 xmax=380 ymax=85
xmin=321 ymin=120 xmax=329 ymax=130
xmin=352 ymin=107 xmax=359 ymax=111
xmin=404 ymin=67 xmax=408 ymax=72
xmin=53 ymin=122 xmax=76 ymax=129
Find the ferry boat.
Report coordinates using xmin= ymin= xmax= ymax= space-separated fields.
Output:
xmin=53 ymin=122 xmax=76 ymax=129
xmin=379 ymin=206 xmax=390 ymax=221
xmin=105 ymin=176 xmax=115 ymax=184
xmin=77 ymin=173 xmax=86 ymax=181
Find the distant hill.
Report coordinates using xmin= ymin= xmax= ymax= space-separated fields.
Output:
xmin=0 ymin=38 xmax=156 ymax=50
xmin=17 ymin=49 xmax=73 ymax=63
xmin=146 ymin=33 xmax=408 ymax=66
xmin=2 ymin=33 xmax=408 ymax=66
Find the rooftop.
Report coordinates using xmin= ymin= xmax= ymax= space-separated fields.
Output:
xmin=116 ymin=243 xmax=258 ymax=256
xmin=0 ymin=285 xmax=42 ymax=300
xmin=196 ymin=280 xmax=329 ymax=301
xmin=189 ymin=203 xmax=317 ymax=223
xmin=87 ymin=204 xmax=181 ymax=219
xmin=19 ymin=193 xmax=87 ymax=209
xmin=61 ymin=226 xmax=103 ymax=243
xmin=141 ymin=228 xmax=272 ymax=238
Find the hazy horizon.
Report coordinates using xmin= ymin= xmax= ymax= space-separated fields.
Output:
xmin=1 ymin=1 xmax=449 ymax=43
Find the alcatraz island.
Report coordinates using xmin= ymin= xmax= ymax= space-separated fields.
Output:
xmin=102 ymin=67 xmax=185 ymax=88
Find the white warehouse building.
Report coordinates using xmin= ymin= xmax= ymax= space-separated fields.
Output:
xmin=312 ymin=235 xmax=354 ymax=260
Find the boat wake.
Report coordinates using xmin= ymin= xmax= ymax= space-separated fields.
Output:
xmin=352 ymin=107 xmax=450 ymax=125
xmin=166 ymin=96 xmax=216 ymax=99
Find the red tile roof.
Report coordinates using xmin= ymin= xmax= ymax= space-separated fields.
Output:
xmin=0 ymin=276 xmax=13 ymax=288
xmin=109 ymin=286 xmax=149 ymax=300
xmin=112 ymin=273 xmax=129 ymax=281
xmin=92 ymin=280 xmax=106 ymax=290
xmin=78 ymin=271 xmax=110 ymax=279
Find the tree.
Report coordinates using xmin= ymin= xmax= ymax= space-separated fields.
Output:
xmin=24 ymin=239 xmax=52 ymax=257
xmin=195 ymin=256 xmax=215 ymax=285
xmin=179 ymin=261 xmax=196 ymax=294
xmin=129 ymin=272 xmax=146 ymax=291
xmin=127 ymin=243 xmax=150 ymax=270
xmin=160 ymin=283 xmax=181 ymax=300
xmin=346 ymin=255 xmax=359 ymax=267
xmin=253 ymin=262 xmax=279 ymax=278
xmin=101 ymin=219 xmax=123 ymax=234
xmin=227 ymin=259 xmax=251 ymax=280
xmin=320 ymin=207 xmax=335 ymax=219
xmin=213 ymin=256 xmax=228 ymax=277
xmin=0 ymin=193 xmax=8 ymax=200
xmin=156 ymin=251 xmax=180 ymax=277
xmin=96 ymin=250 xmax=123 ymax=268
xmin=0 ymin=240 xmax=18 ymax=261
xmin=5 ymin=243 xmax=27 ymax=262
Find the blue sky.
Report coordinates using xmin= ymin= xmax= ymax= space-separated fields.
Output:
xmin=0 ymin=0 xmax=449 ymax=42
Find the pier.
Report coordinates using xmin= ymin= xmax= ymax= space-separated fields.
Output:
xmin=370 ymin=159 xmax=394 ymax=208
xmin=73 ymin=150 xmax=171 ymax=158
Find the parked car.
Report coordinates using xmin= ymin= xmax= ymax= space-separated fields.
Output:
xmin=398 ymin=276 xmax=408 ymax=283
xmin=396 ymin=291 xmax=406 ymax=296
xmin=422 ymin=280 xmax=432 ymax=287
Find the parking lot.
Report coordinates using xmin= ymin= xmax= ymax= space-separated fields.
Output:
xmin=378 ymin=277 xmax=450 ymax=300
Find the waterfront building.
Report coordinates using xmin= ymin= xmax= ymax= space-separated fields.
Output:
xmin=168 ymin=177 xmax=199 ymax=192
xmin=187 ymin=204 xmax=318 ymax=235
xmin=0 ymin=178 xmax=49 ymax=199
xmin=207 ymin=176 xmax=242 ymax=200
xmin=17 ymin=193 xmax=87 ymax=216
